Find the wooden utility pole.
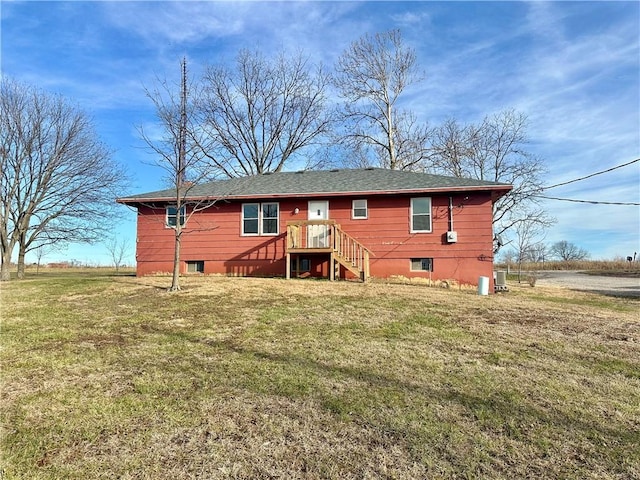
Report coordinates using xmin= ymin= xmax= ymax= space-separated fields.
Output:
xmin=178 ymin=56 xmax=187 ymax=186
xmin=170 ymin=57 xmax=188 ymax=291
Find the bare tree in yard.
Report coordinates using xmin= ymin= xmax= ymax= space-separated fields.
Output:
xmin=105 ymin=236 xmax=130 ymax=273
xmin=139 ymin=58 xmax=219 ymax=291
xmin=528 ymin=242 xmax=549 ymax=268
xmin=510 ymin=211 xmax=555 ymax=283
xmin=333 ymin=29 xmax=431 ymax=171
xmin=0 ymin=77 xmax=126 ymax=281
xmin=198 ymin=49 xmax=333 ymax=177
xmin=431 ymin=109 xmax=553 ymax=247
xmin=549 ymin=240 xmax=589 ymax=262
xmin=498 ymin=248 xmax=517 ymax=272
xmin=32 ymin=243 xmax=54 ymax=275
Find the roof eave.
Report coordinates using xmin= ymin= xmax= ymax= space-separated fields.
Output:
xmin=116 ymin=184 xmax=512 ymax=205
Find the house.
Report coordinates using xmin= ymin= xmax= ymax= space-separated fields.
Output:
xmin=117 ymin=168 xmax=511 ymax=288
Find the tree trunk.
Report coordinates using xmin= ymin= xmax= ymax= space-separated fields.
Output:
xmin=1 ymin=233 xmax=19 ymax=281
xmin=17 ymin=237 xmax=26 ymax=279
xmin=17 ymin=248 xmax=26 ymax=279
xmin=517 ymin=260 xmax=523 ymax=284
xmin=387 ymin=103 xmax=396 ymax=169
xmin=1 ymin=251 xmax=12 ymax=281
xmin=169 ymin=232 xmax=181 ymax=291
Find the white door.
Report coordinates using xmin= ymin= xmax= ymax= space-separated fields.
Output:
xmin=308 ymin=201 xmax=329 ymax=248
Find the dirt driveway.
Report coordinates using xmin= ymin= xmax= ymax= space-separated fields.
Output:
xmin=534 ymin=270 xmax=640 ymax=298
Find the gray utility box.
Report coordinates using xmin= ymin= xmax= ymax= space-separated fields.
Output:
xmin=494 ymin=270 xmax=509 ymax=292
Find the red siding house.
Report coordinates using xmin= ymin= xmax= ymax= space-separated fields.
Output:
xmin=117 ymin=168 xmax=511 ymax=288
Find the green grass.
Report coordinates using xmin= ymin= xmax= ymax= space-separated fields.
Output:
xmin=1 ymin=273 xmax=639 ymax=479
xmin=521 ymin=291 xmax=637 ymax=312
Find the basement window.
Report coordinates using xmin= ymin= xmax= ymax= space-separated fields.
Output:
xmin=410 ymin=258 xmax=433 ymax=272
xmin=291 ymin=257 xmax=310 ymax=272
xmin=186 ymin=261 xmax=204 ymax=273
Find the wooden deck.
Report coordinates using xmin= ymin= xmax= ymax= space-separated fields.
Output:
xmin=285 ymin=220 xmax=371 ymax=281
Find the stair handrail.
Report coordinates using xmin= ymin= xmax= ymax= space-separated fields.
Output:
xmin=285 ymin=220 xmax=371 ymax=281
xmin=332 ymin=224 xmax=372 ymax=280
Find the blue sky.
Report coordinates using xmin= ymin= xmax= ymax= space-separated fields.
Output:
xmin=2 ymin=0 xmax=639 ymax=265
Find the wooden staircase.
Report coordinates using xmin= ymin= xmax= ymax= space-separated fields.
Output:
xmin=331 ymin=224 xmax=370 ymax=281
xmin=286 ymin=220 xmax=371 ymax=282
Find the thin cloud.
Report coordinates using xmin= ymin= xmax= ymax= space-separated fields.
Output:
xmin=101 ymin=2 xmax=247 ymax=44
xmin=391 ymin=10 xmax=431 ymax=27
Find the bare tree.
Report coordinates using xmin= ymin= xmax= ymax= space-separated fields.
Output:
xmin=549 ymin=240 xmax=589 ymax=262
xmin=198 ymin=49 xmax=333 ymax=177
xmin=32 ymin=243 xmax=48 ymax=275
xmin=0 ymin=77 xmax=127 ymax=281
xmin=431 ymin=109 xmax=551 ymax=245
xmin=498 ymin=248 xmax=517 ymax=272
xmin=528 ymin=242 xmax=549 ymax=268
xmin=510 ymin=210 xmax=555 ymax=283
xmin=430 ymin=118 xmax=474 ymax=177
xmin=139 ymin=58 xmax=220 ymax=291
xmin=105 ymin=236 xmax=130 ymax=272
xmin=333 ymin=29 xmax=431 ymax=171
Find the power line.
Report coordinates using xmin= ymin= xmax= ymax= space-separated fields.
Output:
xmin=544 ymin=158 xmax=640 ymax=190
xmin=535 ymin=157 xmax=640 ymax=206
xmin=534 ymin=195 xmax=640 ymax=206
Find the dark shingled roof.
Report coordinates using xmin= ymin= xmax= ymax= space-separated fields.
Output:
xmin=117 ymin=168 xmax=512 ymax=204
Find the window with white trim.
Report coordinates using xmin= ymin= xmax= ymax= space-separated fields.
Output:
xmin=410 ymin=258 xmax=433 ymax=272
xmin=186 ymin=260 xmax=204 ymax=273
xmin=166 ymin=205 xmax=186 ymax=228
xmin=242 ymin=202 xmax=279 ymax=236
xmin=352 ymin=199 xmax=368 ymax=219
xmin=262 ymin=202 xmax=279 ymax=234
xmin=410 ymin=197 xmax=432 ymax=233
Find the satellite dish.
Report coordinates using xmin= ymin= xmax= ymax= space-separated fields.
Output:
xmin=493 ymin=234 xmax=503 ymax=254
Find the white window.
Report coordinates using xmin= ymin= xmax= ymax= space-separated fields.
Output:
xmin=242 ymin=202 xmax=279 ymax=236
xmin=242 ymin=203 xmax=259 ymax=235
xmin=410 ymin=258 xmax=433 ymax=272
xmin=186 ymin=260 xmax=204 ymax=273
xmin=166 ymin=205 xmax=186 ymax=228
xmin=261 ymin=202 xmax=279 ymax=235
xmin=410 ymin=198 xmax=432 ymax=233
xmin=352 ymin=199 xmax=368 ymax=219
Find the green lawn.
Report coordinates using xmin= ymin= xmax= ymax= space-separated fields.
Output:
xmin=1 ymin=273 xmax=639 ymax=479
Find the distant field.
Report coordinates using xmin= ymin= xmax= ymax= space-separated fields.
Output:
xmin=496 ymin=259 xmax=640 ymax=276
xmin=1 ymin=273 xmax=639 ymax=479
xmin=583 ymin=270 xmax=640 ymax=278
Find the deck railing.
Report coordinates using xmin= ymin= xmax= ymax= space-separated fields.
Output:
xmin=286 ymin=220 xmax=371 ymax=281
xmin=286 ymin=220 xmax=336 ymax=250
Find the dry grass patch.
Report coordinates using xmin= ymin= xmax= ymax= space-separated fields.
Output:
xmin=1 ymin=274 xmax=639 ymax=479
